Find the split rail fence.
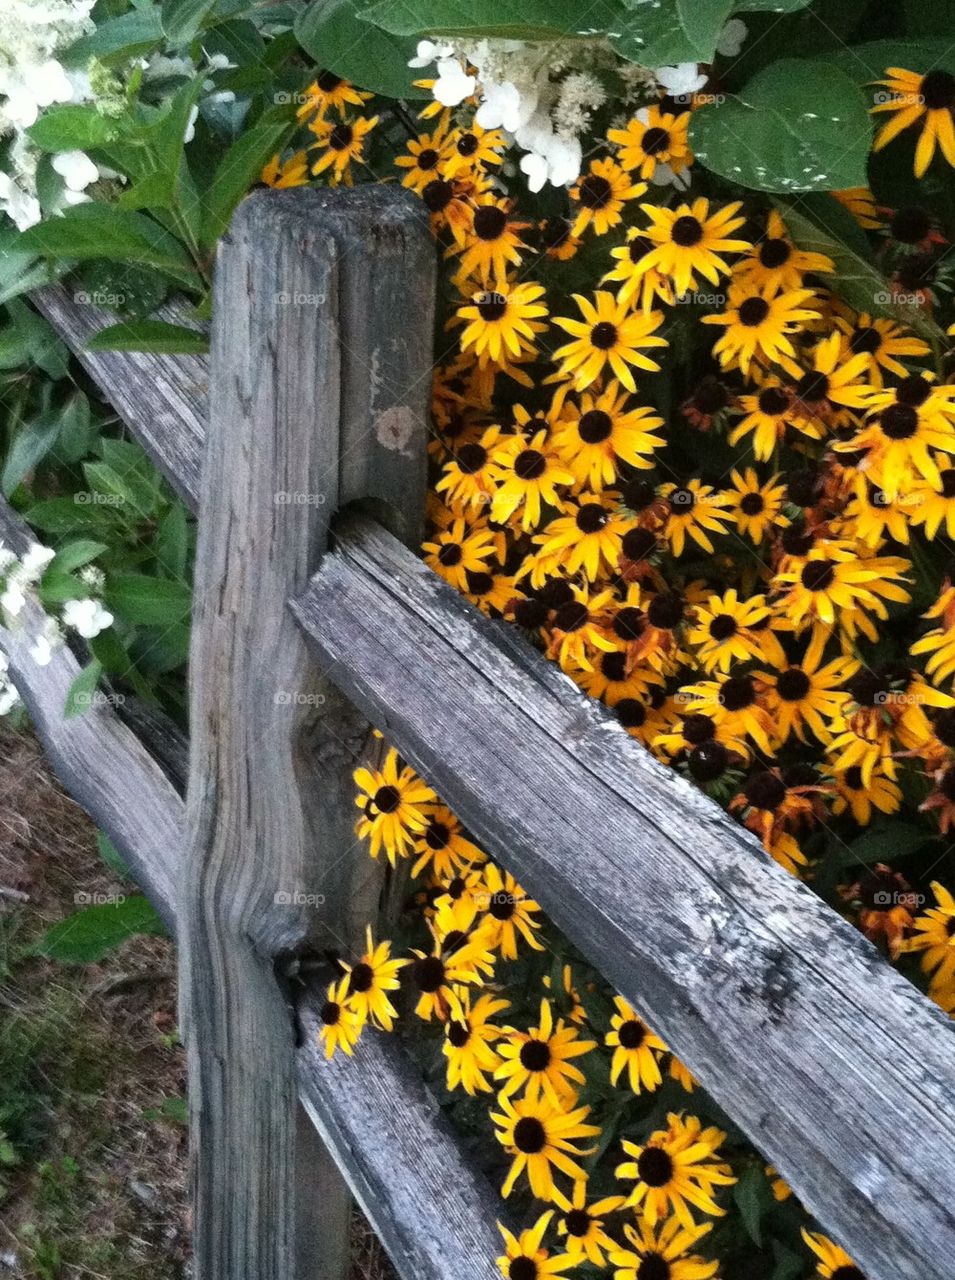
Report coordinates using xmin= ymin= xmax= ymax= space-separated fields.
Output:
xmin=1 ymin=187 xmax=954 ymax=1280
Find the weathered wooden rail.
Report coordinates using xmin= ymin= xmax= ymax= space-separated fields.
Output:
xmin=1 ymin=186 xmax=953 ymax=1280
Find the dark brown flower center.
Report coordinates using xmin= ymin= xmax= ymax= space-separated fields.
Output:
xmin=801 ymin=560 xmax=835 ymax=592
xmin=880 ymin=403 xmax=919 ymax=440
xmin=473 ymin=205 xmax=508 ymax=240
xmin=515 ymin=448 xmax=547 ymax=480
xmin=738 ymin=296 xmax=770 ymax=326
xmin=642 ymin=125 xmax=670 ymax=155
xmin=849 ymin=325 xmax=882 ymax=355
xmin=648 ymin=592 xmax=683 ymax=630
xmin=329 ymin=123 xmax=353 ymax=151
xmin=576 ymin=502 xmax=610 ymax=533
xmin=373 ymin=784 xmax=401 ymax=813
xmin=348 ymin=962 xmax=374 ymax=994
xmin=759 ymin=237 xmax=791 ymax=268
xmin=637 ymin=1146 xmax=674 ymax=1187
xmin=777 ymin=667 xmax=811 ymax=701
xmin=740 ymin=491 xmax=764 ymax=515
xmin=578 ymin=408 xmax=613 ymax=443
xmin=709 ymin=613 xmax=738 ymax=640
xmin=671 ymin=214 xmax=703 ymax=246
xmin=447 ymin=1020 xmax=470 ymax=1047
xmin=590 ymin=321 xmax=618 ymax=350
xmin=920 ymin=69 xmax=955 ymax=110
xmin=745 ymin=769 xmax=786 ymax=811
xmin=519 ymin=1039 xmax=552 ymax=1071
xmin=513 ymin=1117 xmax=547 ymax=1153
xmin=412 ymin=955 xmax=446 ymax=992
xmin=578 ymin=173 xmax=613 ymax=208
xmin=759 ymin=385 xmax=790 ymax=415
xmin=618 ymin=1019 xmax=646 ymax=1049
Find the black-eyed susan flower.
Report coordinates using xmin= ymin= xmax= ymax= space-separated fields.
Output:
xmin=785 ymin=331 xmax=871 ymax=425
xmin=608 ymin=104 xmax=692 ymax=182
xmin=841 ymin=863 xmax=916 ymax=959
xmin=317 ymin=976 xmax=362 ymax=1059
xmin=552 ymin=381 xmax=664 ymax=490
xmin=443 ymin=987 xmax=508 ymax=1095
xmin=873 ymin=65 xmax=955 ymax=177
xmin=730 ymin=381 xmax=823 ymax=462
xmin=724 ymin=469 xmax=789 ymax=545
xmin=411 ymin=803 xmax=484 ymax=879
xmin=703 ymin=281 xmax=818 ymax=376
xmin=609 ymin=1217 xmax=718 ymax=1280
xmin=573 ymin=647 xmax=665 ymax=706
xmin=900 ymin=880 xmax=955 ymax=1011
xmin=834 ymin=311 xmax=929 ymax=384
xmin=604 ymin=229 xmax=675 ymax=311
xmin=911 ymin=579 xmax=955 ymax=682
xmin=454 ymin=195 xmax=531 ymax=287
xmin=553 ymin=291 xmax=667 ymax=392
xmin=444 ymin=121 xmax=506 ymax=180
xmin=261 ymin=149 xmax=309 ymax=189
xmin=763 ymin=627 xmax=856 ymax=744
xmin=395 ymin=123 xmax=453 ymax=193
xmin=826 ymin=761 xmax=901 ymax=825
xmin=687 ymin=589 xmax=772 ymax=673
xmin=354 ymin=749 xmax=436 ymax=864
xmin=736 ymin=209 xmax=834 ymax=291
xmin=309 ymin=114 xmax=379 ymax=185
xmin=488 ymin=429 xmax=573 ymax=530
xmin=533 ymin=499 xmax=630 ymax=583
xmin=605 ymin=994 xmax=666 ymax=1092
xmin=342 ymin=926 xmax=408 ymax=1031
xmin=496 ymin=1211 xmax=575 ymax=1280
xmin=616 ymin=1112 xmax=736 ymax=1228
xmin=772 ymin=540 xmax=911 ymax=641
xmin=421 ymin=175 xmax=481 ymax=246
xmin=296 ymin=72 xmax=371 ymax=123
xmin=496 ymin=998 xmax=596 ymax=1105
xmin=492 ymin=1092 xmax=600 ymax=1200
xmin=660 ymin=480 xmax=732 ymax=557
xmin=836 ymin=394 xmax=955 ymax=497
xmin=680 ymin=670 xmax=777 ymax=756
xmin=802 ymin=1228 xmax=867 ymax=1280
xmin=729 ymin=767 xmax=821 ymax=875
xmin=408 ymin=928 xmax=495 ymax=1021
xmin=423 ymin=516 xmax=497 ymax=590
xmin=478 ymin=864 xmax=545 ymax=960
xmin=552 ymin=1181 xmax=624 ymax=1266
xmin=908 ymin=461 xmax=955 ymax=538
xmin=569 ymin=157 xmax=645 ymax=238
xmin=639 ymin=198 xmax=749 ymax=295
xmin=833 ymin=186 xmax=881 ymax=230
xmin=458 ymin=283 xmax=548 ymax=365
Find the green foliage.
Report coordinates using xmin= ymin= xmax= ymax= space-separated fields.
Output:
xmin=85 ymin=317 xmax=209 ymax=353
xmin=34 ymin=896 xmax=167 ymax=965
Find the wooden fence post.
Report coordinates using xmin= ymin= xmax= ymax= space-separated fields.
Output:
xmin=181 ymin=187 xmax=433 ymax=1280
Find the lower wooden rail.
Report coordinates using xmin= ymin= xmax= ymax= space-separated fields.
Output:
xmin=291 ymin=509 xmax=955 ymax=1280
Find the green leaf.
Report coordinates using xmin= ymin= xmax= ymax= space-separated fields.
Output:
xmin=831 ymin=40 xmax=955 ymax=87
xmin=55 ymin=392 xmax=99 ymax=464
xmin=162 ymin=0 xmax=218 ymax=44
xmin=106 ymin=574 xmax=192 ymax=626
xmin=779 ymin=204 xmax=946 ymax=346
xmin=361 ymin=0 xmax=619 ymax=39
xmin=28 ymin=105 xmax=120 ymax=153
xmin=733 ymin=1164 xmax=768 ymax=1245
xmin=96 ymin=831 xmax=130 ymax=880
xmin=6 ymin=299 xmax=68 ymax=379
xmin=52 ymin=540 xmax=108 ymax=574
xmin=198 ymin=105 xmax=295 ymax=248
xmin=678 ymin=0 xmax=733 ymax=61
xmin=17 ymin=204 xmax=199 ymax=288
xmin=86 ymin=318 xmax=209 ymax=355
xmin=688 ymin=59 xmax=871 ymax=193
xmin=144 ymin=1094 xmax=188 ymax=1125
xmin=297 ymin=0 xmax=429 ymax=100
xmin=64 ymin=659 xmax=105 ymax=719
xmin=62 ymin=7 xmax=164 ymax=66
xmin=610 ymin=0 xmax=700 ymax=65
xmin=837 ymin=820 xmax=939 ymax=868
xmin=35 ymin=895 xmax=165 ymax=964
xmin=156 ymin=503 xmax=190 ymax=579
xmin=24 ymin=497 xmax=114 ymax=535
xmin=2 ymin=415 xmax=63 ymax=496
xmin=732 ymin=0 xmax=811 ymax=9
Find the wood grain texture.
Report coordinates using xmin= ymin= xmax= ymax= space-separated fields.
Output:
xmin=0 ymin=498 xmax=181 ymax=930
xmin=292 ymin=511 xmax=955 ymax=1280
xmin=298 ymin=996 xmax=502 ymax=1280
xmin=31 ymin=284 xmax=206 ymax=510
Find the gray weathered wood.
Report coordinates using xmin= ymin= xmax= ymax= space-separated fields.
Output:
xmin=0 ymin=497 xmax=181 ymax=929
xmin=182 ymin=187 xmax=432 ymax=1280
xmin=297 ymin=1000 xmax=502 ymax=1280
xmin=292 ymin=511 xmax=955 ymax=1280
xmin=32 ymin=285 xmax=206 ymax=509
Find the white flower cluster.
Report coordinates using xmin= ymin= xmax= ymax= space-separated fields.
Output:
xmin=0 ymin=539 xmax=114 ymax=715
xmin=410 ymin=23 xmax=746 ymax=192
xmin=0 ymin=0 xmax=97 ymax=228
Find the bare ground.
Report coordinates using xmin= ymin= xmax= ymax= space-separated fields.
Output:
xmin=0 ymin=724 xmax=394 ymax=1280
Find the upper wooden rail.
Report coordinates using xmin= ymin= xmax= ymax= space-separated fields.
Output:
xmin=292 ymin=509 xmax=955 ymax=1280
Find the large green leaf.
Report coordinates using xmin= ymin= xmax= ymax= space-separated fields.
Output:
xmin=28 ymin=105 xmax=121 ymax=153
xmin=62 ymin=7 xmax=164 ymax=66
xmin=64 ymin=659 xmax=105 ymax=720
xmin=35 ymin=895 xmax=166 ymax=964
xmin=1 ymin=415 xmax=63 ymax=496
xmin=106 ymin=574 xmax=193 ymax=626
xmin=198 ymin=105 xmax=295 ymax=248
xmin=688 ymin=59 xmax=871 ymax=193
xmin=16 ymin=204 xmax=199 ymax=288
xmin=779 ymin=204 xmax=945 ymax=346
xmin=678 ymin=0 xmax=733 ymax=61
xmin=732 ymin=0 xmax=811 ymax=9
xmin=86 ymin=318 xmax=209 ymax=355
xmin=162 ymin=0 xmax=218 ymax=44
xmin=361 ymin=0 xmax=619 ymax=39
xmin=610 ymin=0 xmax=700 ymax=65
xmin=296 ymin=0 xmax=430 ymax=99
xmin=831 ymin=40 xmax=955 ymax=86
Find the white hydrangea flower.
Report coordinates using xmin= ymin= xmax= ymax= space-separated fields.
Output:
xmin=655 ymin=62 xmax=707 ymax=104
xmin=0 ymin=679 xmax=21 ymax=717
xmin=717 ymin=18 xmax=748 ymax=58
xmin=1 ymin=578 xmax=27 ymax=619
xmin=52 ymin=149 xmax=99 ymax=192
xmin=62 ymin=597 xmax=114 ymax=639
xmin=433 ymin=56 xmax=477 ymax=107
xmin=184 ymin=104 xmax=200 ymax=143
xmin=408 ymin=39 xmax=454 ymax=68
xmin=0 ymin=542 xmax=18 ymax=575
xmin=20 ymin=543 xmax=55 ymax=582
